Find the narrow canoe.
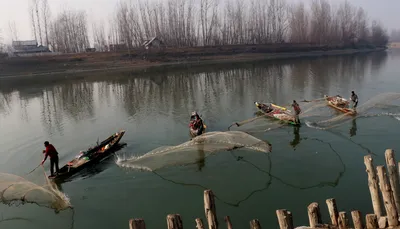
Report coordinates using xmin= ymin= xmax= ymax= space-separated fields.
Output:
xmin=255 ymin=102 xmax=300 ymax=126
xmin=49 ymin=130 xmax=126 ymax=182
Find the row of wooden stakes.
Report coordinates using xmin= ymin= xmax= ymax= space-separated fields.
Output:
xmin=128 ymin=149 xmax=400 ymax=229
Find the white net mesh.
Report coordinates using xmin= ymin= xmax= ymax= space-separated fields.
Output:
xmin=306 ymin=92 xmax=400 ymax=130
xmin=116 ymin=131 xmax=272 ymax=171
xmin=0 ymin=171 xmax=72 ymax=212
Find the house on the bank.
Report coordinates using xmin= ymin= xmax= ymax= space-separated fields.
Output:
xmin=12 ymin=40 xmax=51 ymax=56
xmin=142 ymin=37 xmax=164 ymax=50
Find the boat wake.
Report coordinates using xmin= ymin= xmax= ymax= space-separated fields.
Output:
xmin=115 ymin=131 xmax=272 ymax=172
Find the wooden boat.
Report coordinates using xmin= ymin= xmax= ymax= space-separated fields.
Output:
xmin=324 ymin=95 xmax=356 ymax=115
xmin=254 ymin=102 xmax=300 ymax=126
xmin=49 ymin=130 xmax=126 ymax=182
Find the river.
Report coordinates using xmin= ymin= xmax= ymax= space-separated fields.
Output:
xmin=1 ymin=50 xmax=400 ymax=229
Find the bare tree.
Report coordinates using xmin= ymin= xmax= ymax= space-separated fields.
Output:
xmin=42 ymin=0 xmax=51 ymax=46
xmin=29 ymin=3 xmax=38 ymax=42
xmin=371 ymin=20 xmax=388 ymax=47
xmin=50 ymin=10 xmax=90 ymax=53
xmin=92 ymin=22 xmax=107 ymax=51
xmin=8 ymin=21 xmax=19 ymax=41
xmin=33 ymin=0 xmax=43 ymax=45
xmin=288 ymin=2 xmax=309 ymax=43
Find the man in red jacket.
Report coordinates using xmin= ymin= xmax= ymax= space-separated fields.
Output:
xmin=41 ymin=141 xmax=60 ymax=177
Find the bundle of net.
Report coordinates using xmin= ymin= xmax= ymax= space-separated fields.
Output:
xmin=116 ymin=131 xmax=272 ymax=171
xmin=0 ymin=173 xmax=71 ymax=213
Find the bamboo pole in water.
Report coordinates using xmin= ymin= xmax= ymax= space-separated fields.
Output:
xmin=364 ymin=155 xmax=383 ymax=217
xmin=365 ymin=214 xmax=378 ymax=229
xmin=307 ymin=202 xmax=322 ymax=227
xmin=338 ymin=211 xmax=348 ymax=229
xmin=250 ymin=219 xmax=261 ymax=229
xmin=276 ymin=209 xmax=293 ymax=229
xmin=196 ymin=218 xmax=205 ymax=229
xmin=129 ymin=219 xmax=146 ymax=229
xmin=378 ymin=216 xmax=388 ymax=228
xmin=166 ymin=214 xmax=183 ymax=229
xmin=204 ymin=190 xmax=218 ymax=229
xmin=385 ymin=149 xmax=400 ymax=213
xmin=326 ymin=198 xmax=339 ymax=226
xmin=224 ymin=216 xmax=233 ymax=229
xmin=376 ymin=165 xmax=399 ymax=227
xmin=351 ymin=210 xmax=363 ymax=229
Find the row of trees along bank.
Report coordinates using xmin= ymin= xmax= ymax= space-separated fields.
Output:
xmin=26 ymin=0 xmax=389 ymax=53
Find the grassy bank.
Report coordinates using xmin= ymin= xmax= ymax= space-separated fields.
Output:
xmin=0 ymin=44 xmax=386 ymax=78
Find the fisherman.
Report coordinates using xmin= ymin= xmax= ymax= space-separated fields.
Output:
xmin=292 ymin=100 xmax=301 ymax=124
xmin=350 ymin=91 xmax=358 ymax=109
xmin=41 ymin=141 xmax=60 ymax=177
xmin=190 ymin=111 xmax=204 ymax=136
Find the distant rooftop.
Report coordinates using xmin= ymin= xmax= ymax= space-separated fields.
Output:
xmin=12 ymin=40 xmax=38 ymax=47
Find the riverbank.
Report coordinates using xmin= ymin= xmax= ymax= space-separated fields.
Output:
xmin=0 ymin=44 xmax=386 ymax=78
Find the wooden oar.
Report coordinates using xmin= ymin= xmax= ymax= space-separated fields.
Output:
xmin=301 ymin=97 xmax=326 ymax=103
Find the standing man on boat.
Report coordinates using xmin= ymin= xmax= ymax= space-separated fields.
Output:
xmin=350 ymin=91 xmax=358 ymax=109
xmin=41 ymin=141 xmax=60 ymax=177
xmin=292 ymin=100 xmax=301 ymax=124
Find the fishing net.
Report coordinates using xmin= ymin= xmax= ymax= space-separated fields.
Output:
xmin=0 ymin=170 xmax=72 ymax=212
xmin=228 ymin=101 xmax=327 ymax=133
xmin=116 ymin=131 xmax=272 ymax=171
xmin=306 ymin=92 xmax=400 ymax=130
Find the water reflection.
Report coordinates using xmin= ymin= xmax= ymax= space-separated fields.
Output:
xmin=349 ymin=118 xmax=357 ymax=137
xmin=0 ymin=52 xmax=388 ymax=128
xmin=153 ymin=134 xmax=346 ymax=208
xmin=289 ymin=126 xmax=301 ymax=150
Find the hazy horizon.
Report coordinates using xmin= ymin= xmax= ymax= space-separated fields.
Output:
xmin=0 ymin=0 xmax=398 ymax=45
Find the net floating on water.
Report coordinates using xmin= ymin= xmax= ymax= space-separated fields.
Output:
xmin=116 ymin=131 xmax=272 ymax=171
xmin=0 ymin=172 xmax=72 ymax=213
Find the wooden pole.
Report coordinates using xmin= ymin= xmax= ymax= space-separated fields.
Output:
xmin=250 ymin=219 xmax=261 ymax=229
xmin=385 ymin=149 xmax=400 ymax=213
xmin=376 ymin=165 xmax=399 ymax=227
xmin=351 ymin=210 xmax=363 ymax=229
xmin=129 ymin=218 xmax=146 ymax=229
xmin=365 ymin=214 xmax=378 ymax=229
xmin=166 ymin=214 xmax=183 ymax=229
xmin=276 ymin=209 xmax=293 ymax=229
xmin=204 ymin=190 xmax=218 ymax=229
xmin=326 ymin=198 xmax=339 ymax=226
xmin=287 ymin=211 xmax=293 ymax=229
xmin=378 ymin=216 xmax=387 ymax=228
xmin=307 ymin=202 xmax=321 ymax=227
xmin=196 ymin=218 xmax=205 ymax=229
xmin=364 ymin=155 xmax=383 ymax=217
xmin=338 ymin=211 xmax=348 ymax=229
xmin=224 ymin=216 xmax=233 ymax=229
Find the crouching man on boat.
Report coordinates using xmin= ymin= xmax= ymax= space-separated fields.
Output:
xmin=41 ymin=141 xmax=60 ymax=177
xmin=292 ymin=100 xmax=301 ymax=124
xmin=350 ymin=91 xmax=358 ymax=109
xmin=190 ymin=111 xmax=204 ymax=136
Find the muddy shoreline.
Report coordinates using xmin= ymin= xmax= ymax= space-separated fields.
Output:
xmin=0 ymin=46 xmax=386 ymax=79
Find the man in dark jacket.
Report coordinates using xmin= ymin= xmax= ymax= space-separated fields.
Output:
xmin=350 ymin=91 xmax=358 ymax=109
xmin=41 ymin=141 xmax=60 ymax=177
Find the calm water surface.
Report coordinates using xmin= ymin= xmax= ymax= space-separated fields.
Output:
xmin=1 ymin=50 xmax=400 ymax=229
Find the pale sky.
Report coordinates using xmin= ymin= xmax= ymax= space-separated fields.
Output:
xmin=0 ymin=0 xmax=398 ymax=44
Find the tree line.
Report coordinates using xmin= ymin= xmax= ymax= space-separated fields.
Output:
xmin=390 ymin=29 xmax=400 ymax=42
xmin=26 ymin=0 xmax=389 ymax=53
